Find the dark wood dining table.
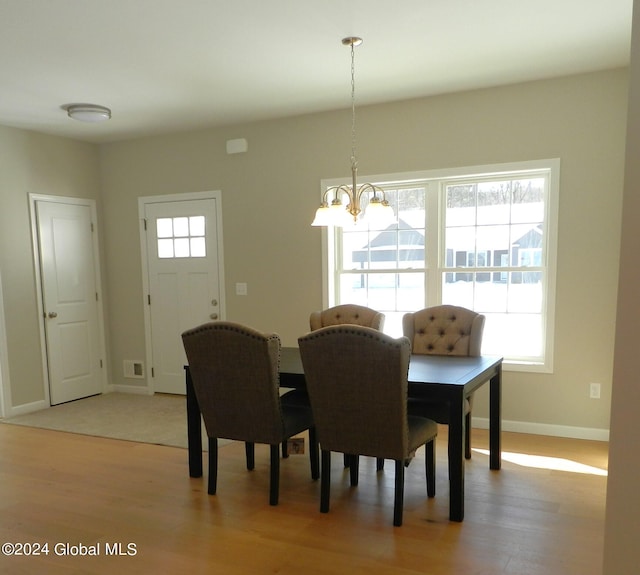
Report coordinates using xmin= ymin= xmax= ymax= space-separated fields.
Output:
xmin=185 ymin=347 xmax=502 ymax=522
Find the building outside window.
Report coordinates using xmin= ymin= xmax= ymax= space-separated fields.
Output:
xmin=322 ymin=159 xmax=559 ymax=372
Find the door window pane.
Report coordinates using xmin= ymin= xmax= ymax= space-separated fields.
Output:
xmin=174 ymin=238 xmax=190 ymax=258
xmin=157 ymin=239 xmax=174 ymax=259
xmin=190 ymin=237 xmax=206 ymax=257
xmin=173 ymin=217 xmax=189 ymax=237
xmin=157 ymin=218 xmax=173 ymax=238
xmin=189 ymin=216 xmax=205 ymax=236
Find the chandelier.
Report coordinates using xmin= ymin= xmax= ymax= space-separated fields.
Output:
xmin=311 ymin=37 xmax=395 ymax=227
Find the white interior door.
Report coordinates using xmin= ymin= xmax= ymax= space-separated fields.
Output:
xmin=143 ymin=195 xmax=223 ymax=394
xmin=36 ymin=200 xmax=103 ymax=405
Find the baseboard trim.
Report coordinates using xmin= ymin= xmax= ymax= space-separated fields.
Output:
xmin=111 ymin=385 xmax=154 ymax=396
xmin=3 ymin=397 xmax=608 ymax=442
xmin=2 ymin=399 xmax=49 ymax=419
xmin=473 ymin=417 xmax=609 ymax=442
xmin=1 ymin=387 xmax=153 ymax=420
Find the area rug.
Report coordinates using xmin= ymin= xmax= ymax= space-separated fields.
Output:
xmin=1 ymin=392 xmax=214 ymax=449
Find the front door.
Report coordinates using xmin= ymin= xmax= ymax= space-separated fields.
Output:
xmin=35 ymin=199 xmax=104 ymax=405
xmin=142 ymin=193 xmax=224 ymax=394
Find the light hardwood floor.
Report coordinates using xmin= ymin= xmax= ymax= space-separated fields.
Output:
xmin=0 ymin=424 xmax=608 ymax=575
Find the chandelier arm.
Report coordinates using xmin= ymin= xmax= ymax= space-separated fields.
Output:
xmin=323 ymin=185 xmax=358 ymax=204
xmin=336 ymin=184 xmax=354 ymax=200
xmin=320 ymin=187 xmax=334 ymax=206
xmin=357 ymin=183 xmax=384 ymax=198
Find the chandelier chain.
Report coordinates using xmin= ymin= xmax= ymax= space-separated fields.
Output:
xmin=350 ymin=41 xmax=358 ymax=171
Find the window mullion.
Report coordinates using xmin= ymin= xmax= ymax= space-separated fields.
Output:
xmin=426 ymin=181 xmax=441 ymax=306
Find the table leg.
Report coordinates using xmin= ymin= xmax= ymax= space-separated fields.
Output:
xmin=489 ymin=364 xmax=502 ymax=470
xmin=185 ymin=366 xmax=203 ymax=477
xmin=448 ymin=389 xmax=466 ymax=522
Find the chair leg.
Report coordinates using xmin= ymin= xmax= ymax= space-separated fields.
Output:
xmin=376 ymin=458 xmax=385 ymax=471
xmin=207 ymin=437 xmax=218 ymax=495
xmin=465 ymin=411 xmax=472 ymax=459
xmin=245 ymin=442 xmax=255 ymax=470
xmin=426 ymin=440 xmax=436 ymax=498
xmin=269 ymin=444 xmax=280 ymax=506
xmin=393 ymin=460 xmax=405 ymax=527
xmin=309 ymin=427 xmax=320 ymax=480
xmin=320 ymin=450 xmax=331 ymax=513
xmin=282 ymin=440 xmax=289 ymax=459
xmin=349 ymin=454 xmax=359 ymax=487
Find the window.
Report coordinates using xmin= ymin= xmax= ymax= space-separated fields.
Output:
xmin=156 ymin=216 xmax=206 ymax=258
xmin=322 ymin=160 xmax=559 ymax=371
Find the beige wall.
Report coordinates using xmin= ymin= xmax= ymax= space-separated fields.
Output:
xmin=0 ymin=125 xmax=103 ymax=407
xmin=603 ymin=1 xmax=640 ymax=573
xmin=0 ymin=69 xmax=628 ymax=438
xmin=97 ymin=69 xmax=627 ymax=435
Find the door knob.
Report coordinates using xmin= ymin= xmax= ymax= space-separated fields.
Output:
xmin=209 ymin=313 xmax=219 ymax=320
xmin=48 ymin=312 xmax=58 ymax=319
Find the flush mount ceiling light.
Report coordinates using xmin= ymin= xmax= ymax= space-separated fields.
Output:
xmin=64 ymin=103 xmax=112 ymax=123
xmin=311 ymin=37 xmax=395 ymax=228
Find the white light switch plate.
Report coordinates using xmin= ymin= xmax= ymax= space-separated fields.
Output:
xmin=235 ymin=282 xmax=248 ymax=296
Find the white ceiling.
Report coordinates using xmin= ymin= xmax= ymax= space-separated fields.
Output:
xmin=0 ymin=0 xmax=633 ymax=144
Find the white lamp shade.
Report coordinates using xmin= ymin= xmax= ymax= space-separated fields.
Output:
xmin=311 ymin=206 xmax=333 ymax=226
xmin=365 ymin=200 xmax=395 ymax=228
xmin=331 ymin=203 xmax=351 ymax=226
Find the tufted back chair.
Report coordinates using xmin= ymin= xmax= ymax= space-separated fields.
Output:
xmin=281 ymin=304 xmax=385 ymax=460
xmin=293 ymin=303 xmax=385 ymax=469
xmin=182 ymin=321 xmax=318 ymax=505
xmin=402 ymin=305 xmax=485 ymax=461
xmin=403 ymin=305 xmax=484 ymax=357
xmin=298 ymin=324 xmax=438 ymax=526
xmin=309 ymin=304 xmax=385 ymax=331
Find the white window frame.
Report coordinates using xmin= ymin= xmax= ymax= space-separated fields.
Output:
xmin=320 ymin=159 xmax=560 ymax=373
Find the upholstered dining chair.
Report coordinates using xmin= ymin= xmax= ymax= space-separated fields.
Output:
xmin=181 ymin=321 xmax=319 ymax=506
xmin=298 ymin=324 xmax=438 ymax=526
xmin=281 ymin=303 xmax=385 ymax=468
xmin=309 ymin=303 xmax=385 ymax=331
xmin=402 ymin=305 xmax=485 ymax=459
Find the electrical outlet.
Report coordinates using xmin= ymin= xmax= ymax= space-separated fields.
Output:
xmin=235 ymin=282 xmax=248 ymax=296
xmin=286 ymin=437 xmax=305 ymax=454
xmin=589 ymin=382 xmax=601 ymax=399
